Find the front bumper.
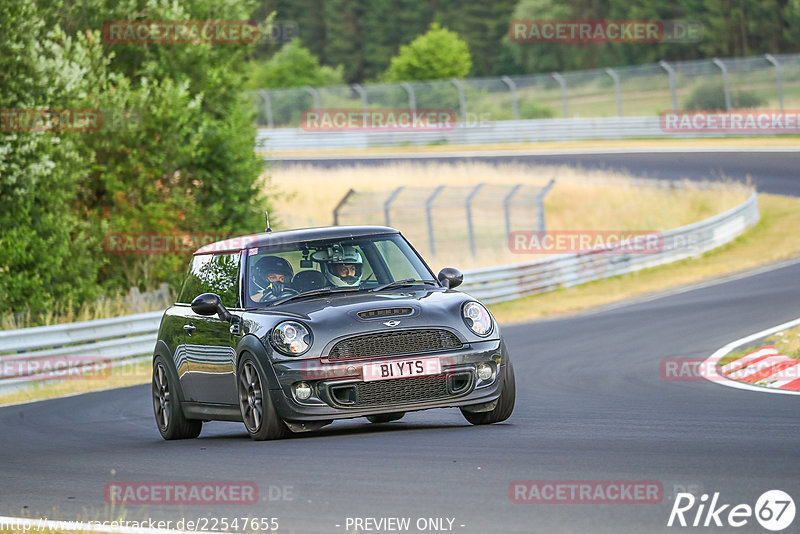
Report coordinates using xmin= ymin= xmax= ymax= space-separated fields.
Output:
xmin=269 ymin=339 xmax=507 ymax=421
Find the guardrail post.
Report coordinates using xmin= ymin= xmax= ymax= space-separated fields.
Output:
xmin=765 ymin=54 xmax=784 ymax=111
xmin=332 ymin=188 xmax=355 ymax=225
xmin=465 ymin=183 xmax=485 ymax=256
xmin=425 ymin=185 xmax=446 ymax=256
xmin=383 ymin=186 xmax=404 ymax=227
xmin=712 ymin=58 xmax=732 ymax=111
xmin=551 ymin=72 xmax=568 ymax=118
xmin=659 ymin=60 xmax=678 ymax=112
xmin=303 ymin=86 xmax=321 ymax=110
xmin=605 ymin=68 xmax=623 ymax=117
xmin=501 ymin=76 xmax=519 ymax=120
xmin=257 ymin=89 xmax=274 ymax=128
xmin=400 ymin=82 xmax=416 ymax=112
xmin=350 ymin=83 xmax=368 ymax=114
xmin=451 ymin=78 xmax=467 ymax=123
xmin=503 ymin=184 xmax=522 ymax=242
xmin=537 ymin=179 xmax=556 ymax=232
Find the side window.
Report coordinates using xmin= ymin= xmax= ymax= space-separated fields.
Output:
xmin=178 ymin=253 xmax=240 ymax=308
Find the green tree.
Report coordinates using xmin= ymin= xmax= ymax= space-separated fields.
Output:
xmin=384 ymin=23 xmax=472 ymax=82
xmin=0 ymin=0 xmax=104 ymax=315
xmin=244 ymin=39 xmax=344 ymax=89
xmin=2 ymin=0 xmax=272 ymax=317
xmin=435 ymin=0 xmax=518 ymax=76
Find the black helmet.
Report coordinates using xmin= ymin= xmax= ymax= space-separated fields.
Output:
xmin=250 ymin=256 xmax=294 ymax=293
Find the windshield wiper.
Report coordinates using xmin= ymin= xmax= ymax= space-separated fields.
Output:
xmin=369 ymin=279 xmax=438 ymax=292
xmin=270 ymin=286 xmax=360 ymax=306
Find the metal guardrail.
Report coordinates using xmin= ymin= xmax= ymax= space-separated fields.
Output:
xmin=0 ymin=311 xmax=162 ymax=394
xmin=0 ymin=191 xmax=758 ymax=393
xmin=255 ymin=116 xmax=777 ymax=152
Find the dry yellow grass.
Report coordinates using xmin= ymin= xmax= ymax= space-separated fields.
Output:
xmin=489 ymin=193 xmax=800 ymax=324
xmin=263 ymin=162 xmax=750 ymax=270
xmin=770 ymin=325 xmax=800 ymax=360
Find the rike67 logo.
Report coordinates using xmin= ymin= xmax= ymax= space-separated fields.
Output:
xmin=668 ymin=490 xmax=795 ymax=531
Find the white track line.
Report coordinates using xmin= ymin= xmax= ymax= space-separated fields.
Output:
xmin=0 ymin=515 xmax=221 ymax=533
xmin=700 ymin=317 xmax=800 ymax=395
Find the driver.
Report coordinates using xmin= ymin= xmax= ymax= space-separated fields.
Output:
xmin=312 ymin=244 xmax=363 ymax=287
xmin=249 ymin=256 xmax=295 ymax=302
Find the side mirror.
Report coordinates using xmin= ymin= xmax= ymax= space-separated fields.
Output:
xmin=191 ymin=293 xmax=235 ymax=322
xmin=437 ymin=267 xmax=463 ymax=289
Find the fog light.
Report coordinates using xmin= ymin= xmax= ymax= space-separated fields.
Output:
xmin=294 ymin=382 xmax=312 ymax=400
xmin=476 ymin=363 xmax=493 ymax=381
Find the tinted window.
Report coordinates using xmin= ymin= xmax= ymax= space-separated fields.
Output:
xmin=178 ymin=253 xmax=240 ymax=308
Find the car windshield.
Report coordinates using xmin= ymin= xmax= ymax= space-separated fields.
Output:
xmin=245 ymin=233 xmax=436 ymax=306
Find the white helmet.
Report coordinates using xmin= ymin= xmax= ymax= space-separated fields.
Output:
xmin=311 ymin=244 xmax=363 ymax=287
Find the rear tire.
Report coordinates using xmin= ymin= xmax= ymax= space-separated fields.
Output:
xmin=461 ymin=360 xmax=515 ymax=425
xmin=237 ymin=353 xmax=291 ymax=440
xmin=367 ymin=412 xmax=405 ymax=424
xmin=152 ymin=356 xmax=202 ymax=440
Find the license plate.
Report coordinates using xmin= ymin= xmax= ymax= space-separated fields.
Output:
xmin=362 ymin=357 xmax=441 ymax=382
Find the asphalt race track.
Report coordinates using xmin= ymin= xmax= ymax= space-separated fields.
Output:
xmin=1 ymin=151 xmax=798 ymax=533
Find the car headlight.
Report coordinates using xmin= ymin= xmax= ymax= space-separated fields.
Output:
xmin=462 ymin=302 xmax=493 ymax=336
xmin=271 ymin=321 xmax=312 ymax=356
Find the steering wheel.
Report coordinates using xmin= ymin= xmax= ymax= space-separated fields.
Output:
xmin=256 ymin=287 xmax=299 ymax=303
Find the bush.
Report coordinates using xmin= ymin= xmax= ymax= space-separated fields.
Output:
xmin=244 ymin=40 xmax=344 ymax=90
xmin=385 ymin=23 xmax=472 ymax=82
xmin=685 ymin=81 xmax=764 ymax=110
xmin=0 ymin=2 xmax=105 ymax=316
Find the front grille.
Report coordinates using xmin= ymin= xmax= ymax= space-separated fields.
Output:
xmin=353 ymin=375 xmax=450 ymax=407
xmin=327 ymin=329 xmax=462 ymax=360
xmin=357 ymin=307 xmax=413 ymax=319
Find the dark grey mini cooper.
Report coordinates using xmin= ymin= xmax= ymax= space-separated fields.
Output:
xmin=152 ymin=226 xmax=515 ymax=440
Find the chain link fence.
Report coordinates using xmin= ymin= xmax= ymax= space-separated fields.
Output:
xmin=253 ymin=54 xmax=800 ymax=127
xmin=333 ymin=181 xmax=555 ymax=265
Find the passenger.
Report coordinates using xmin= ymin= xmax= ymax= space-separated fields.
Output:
xmin=313 ymin=244 xmax=364 ymax=287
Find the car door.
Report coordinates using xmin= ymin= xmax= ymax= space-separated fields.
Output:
xmin=176 ymin=252 xmax=241 ymax=405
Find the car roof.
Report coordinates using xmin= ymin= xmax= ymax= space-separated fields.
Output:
xmin=194 ymin=225 xmax=400 ymax=255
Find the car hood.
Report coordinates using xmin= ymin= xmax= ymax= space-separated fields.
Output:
xmin=241 ymin=288 xmax=497 ymax=358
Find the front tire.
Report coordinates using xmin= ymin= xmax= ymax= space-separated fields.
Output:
xmin=237 ymin=353 xmax=291 ymax=440
xmin=461 ymin=359 xmax=515 ymax=425
xmin=152 ymin=356 xmax=202 ymax=440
